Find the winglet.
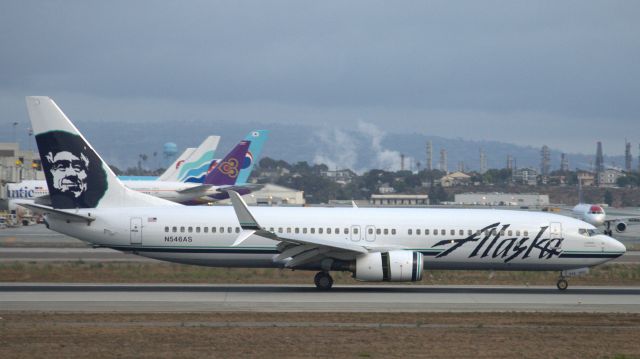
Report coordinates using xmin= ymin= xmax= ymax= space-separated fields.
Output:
xmin=227 ymin=190 xmax=261 ymax=230
xmin=351 ymin=200 xmax=358 ymax=208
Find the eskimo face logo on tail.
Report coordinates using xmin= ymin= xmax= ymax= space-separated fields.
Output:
xmin=36 ymin=131 xmax=107 ymax=209
xmin=219 ymin=158 xmax=240 ymax=178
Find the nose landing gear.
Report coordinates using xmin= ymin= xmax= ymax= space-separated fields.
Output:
xmin=314 ymin=271 xmax=334 ymax=290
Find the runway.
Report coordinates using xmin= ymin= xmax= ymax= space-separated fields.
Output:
xmin=1 ymin=283 xmax=639 ymax=313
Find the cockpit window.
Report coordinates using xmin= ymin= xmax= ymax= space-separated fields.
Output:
xmin=589 ymin=205 xmax=604 ymax=214
xmin=578 ymin=228 xmax=600 ymax=237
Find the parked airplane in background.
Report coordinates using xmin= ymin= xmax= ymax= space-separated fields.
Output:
xmin=7 ymin=137 xmax=257 ymax=206
xmin=23 ymin=96 xmax=626 ymax=291
xmin=569 ymin=182 xmax=639 ymax=235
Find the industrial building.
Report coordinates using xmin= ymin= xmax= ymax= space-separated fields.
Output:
xmin=370 ymin=194 xmax=429 ymax=206
xmin=454 ymin=193 xmax=549 ymax=207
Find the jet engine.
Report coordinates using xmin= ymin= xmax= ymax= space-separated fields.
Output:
xmin=615 ymin=222 xmax=627 ymax=233
xmin=354 ymin=251 xmax=423 ymax=282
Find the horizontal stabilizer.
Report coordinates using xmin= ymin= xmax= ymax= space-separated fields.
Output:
xmin=20 ymin=203 xmax=96 ymax=223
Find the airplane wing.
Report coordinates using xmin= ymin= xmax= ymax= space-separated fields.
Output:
xmin=216 ymin=183 xmax=265 ymax=193
xmin=226 ymin=190 xmax=369 ymax=268
xmin=176 ymin=184 xmax=214 ymax=195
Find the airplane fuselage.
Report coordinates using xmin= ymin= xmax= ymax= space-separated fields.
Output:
xmin=46 ymin=206 xmax=625 ymax=272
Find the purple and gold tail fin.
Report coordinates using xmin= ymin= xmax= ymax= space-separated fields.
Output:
xmin=204 ymin=140 xmax=250 ymax=186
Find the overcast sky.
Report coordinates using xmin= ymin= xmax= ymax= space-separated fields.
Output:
xmin=1 ymin=1 xmax=639 ymax=155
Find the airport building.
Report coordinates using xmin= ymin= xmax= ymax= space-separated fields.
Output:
xmin=370 ymin=194 xmax=429 ymax=206
xmin=454 ymin=192 xmax=549 ymax=207
xmin=218 ymin=184 xmax=305 ymax=206
xmin=0 ymin=142 xmax=44 ymax=203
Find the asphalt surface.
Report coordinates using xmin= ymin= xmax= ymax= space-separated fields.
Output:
xmin=1 ymin=283 xmax=639 ymax=313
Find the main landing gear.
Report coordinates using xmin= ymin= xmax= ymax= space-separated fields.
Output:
xmin=604 ymin=222 xmax=613 ymax=236
xmin=556 ymin=274 xmax=568 ymax=291
xmin=314 ymin=271 xmax=334 ymax=290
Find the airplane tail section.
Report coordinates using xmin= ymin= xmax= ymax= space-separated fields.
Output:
xmin=204 ymin=140 xmax=250 ymax=186
xmin=157 ymin=147 xmax=196 ymax=181
xmin=236 ymin=130 xmax=269 ymax=184
xmin=170 ymin=136 xmax=220 ymax=183
xmin=26 ymin=96 xmax=176 ymax=209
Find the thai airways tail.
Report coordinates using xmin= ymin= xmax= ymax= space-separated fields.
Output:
xmin=204 ymin=140 xmax=250 ymax=186
xmin=25 ymin=96 xmax=176 ymax=209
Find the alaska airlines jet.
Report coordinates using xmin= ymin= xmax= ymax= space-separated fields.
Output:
xmin=23 ymin=97 xmax=626 ymax=290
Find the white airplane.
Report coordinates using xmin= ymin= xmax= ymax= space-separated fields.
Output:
xmin=569 ymin=181 xmax=639 ymax=235
xmin=23 ymin=96 xmax=626 ymax=290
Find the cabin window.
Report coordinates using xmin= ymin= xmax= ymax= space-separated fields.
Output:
xmin=524 ymin=230 xmax=529 ymax=237
xmin=383 ymin=229 xmax=389 ymax=235
xmin=368 ymin=228 xmax=374 ymax=235
xmin=408 ymin=229 xmax=413 ymax=235
xmin=220 ymin=227 xmax=225 ymax=233
xmin=327 ymin=228 xmax=332 ymax=234
xmin=236 ymin=227 xmax=240 ymax=233
xmin=467 ymin=229 xmax=472 ymax=235
xmin=204 ymin=227 xmax=208 ymax=233
xmin=345 ymin=228 xmax=349 ymax=234
xmin=391 ymin=229 xmax=396 ymax=235
xmin=459 ymin=229 xmax=464 ymax=236
xmin=416 ymin=229 xmax=421 ymax=235
xmin=354 ymin=228 xmax=359 ymax=234
xmin=311 ymin=228 xmax=315 ymax=234
xmin=303 ymin=228 xmax=307 ymax=234
xmin=450 ymin=229 xmax=455 ymax=235
xmin=476 ymin=230 xmax=481 ymax=236
xmin=376 ymin=228 xmax=381 ymax=235
xmin=287 ymin=227 xmax=291 ymax=234
xmin=278 ymin=227 xmax=283 ymax=234
xmin=295 ymin=228 xmax=300 ymax=234
xmin=164 ymin=226 xmax=169 ymax=233
xmin=440 ymin=229 xmax=445 ymax=235
xmin=319 ymin=228 xmax=323 ymax=234
xmin=196 ymin=227 xmax=200 ymax=233
xmin=335 ymin=228 xmax=340 ymax=234
xmin=516 ymin=230 xmax=521 ymax=236
xmin=211 ymin=227 xmax=216 ymax=233
xmin=433 ymin=229 xmax=438 ymax=236
xmin=507 ymin=230 xmax=512 ymax=236
xmin=180 ymin=226 xmax=185 ymax=233
xmin=269 ymin=227 xmax=274 ymax=232
xmin=172 ymin=226 xmax=177 ymax=233
xmin=187 ymin=227 xmax=193 ymax=233
xmin=425 ymin=229 xmax=429 ymax=235
xmin=227 ymin=227 xmax=233 ymax=233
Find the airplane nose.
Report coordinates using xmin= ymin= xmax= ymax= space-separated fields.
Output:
xmin=606 ymin=236 xmax=626 ymax=256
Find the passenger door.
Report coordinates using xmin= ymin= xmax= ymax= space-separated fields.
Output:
xmin=350 ymin=225 xmax=361 ymax=242
xmin=365 ymin=225 xmax=376 ymax=242
xmin=130 ymin=217 xmax=142 ymax=245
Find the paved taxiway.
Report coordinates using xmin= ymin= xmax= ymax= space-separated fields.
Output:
xmin=1 ymin=283 xmax=639 ymax=313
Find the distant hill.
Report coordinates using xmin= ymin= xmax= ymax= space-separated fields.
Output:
xmin=6 ymin=118 xmax=629 ymax=172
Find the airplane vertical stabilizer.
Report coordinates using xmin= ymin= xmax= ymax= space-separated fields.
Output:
xmin=26 ymin=96 xmax=177 ymax=209
xmin=204 ymin=140 xmax=250 ymax=186
xmin=157 ymin=147 xmax=196 ymax=181
xmin=236 ymin=130 xmax=269 ymax=184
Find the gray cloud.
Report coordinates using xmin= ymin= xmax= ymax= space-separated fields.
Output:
xmin=1 ymin=1 xmax=639 ymax=155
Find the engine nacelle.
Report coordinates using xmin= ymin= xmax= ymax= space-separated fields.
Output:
xmin=354 ymin=251 xmax=423 ymax=282
xmin=615 ymin=222 xmax=627 ymax=233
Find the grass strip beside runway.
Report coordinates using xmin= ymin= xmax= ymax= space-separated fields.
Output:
xmin=0 ymin=312 xmax=639 ymax=358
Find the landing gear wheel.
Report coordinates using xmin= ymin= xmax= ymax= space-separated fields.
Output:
xmin=314 ymin=271 xmax=334 ymax=290
xmin=556 ymin=279 xmax=568 ymax=291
